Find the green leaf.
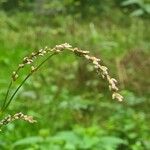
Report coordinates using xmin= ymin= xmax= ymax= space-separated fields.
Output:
xmin=144 ymin=4 xmax=150 ymax=13
xmin=52 ymin=131 xmax=80 ymax=146
xmin=13 ymin=136 xmax=43 ymax=147
xmin=79 ymin=136 xmax=99 ymax=149
xmin=131 ymin=9 xmax=144 ymax=16
xmin=98 ymin=136 xmax=127 ymax=149
xmin=122 ymin=0 xmax=142 ymax=6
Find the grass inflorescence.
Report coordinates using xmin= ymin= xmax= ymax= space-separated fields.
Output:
xmin=0 ymin=43 xmax=123 ymax=129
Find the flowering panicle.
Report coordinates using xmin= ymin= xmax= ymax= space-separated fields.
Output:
xmin=0 ymin=112 xmax=36 ymax=129
xmin=11 ymin=43 xmax=123 ymax=102
xmin=0 ymin=43 xmax=123 ymax=130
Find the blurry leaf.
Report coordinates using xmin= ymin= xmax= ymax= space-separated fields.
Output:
xmin=39 ymin=128 xmax=50 ymax=138
xmin=128 ymin=133 xmax=138 ymax=139
xmin=13 ymin=136 xmax=43 ymax=147
xmin=6 ymin=123 xmax=15 ymax=131
xmin=122 ymin=0 xmax=142 ymax=6
xmin=122 ymin=90 xmax=145 ymax=106
xmin=0 ymin=58 xmax=10 ymax=66
xmin=144 ymin=4 xmax=150 ymax=13
xmin=21 ymin=91 xmax=37 ymax=100
xmin=0 ymin=141 xmax=6 ymax=149
xmin=98 ymin=136 xmax=127 ymax=149
xmin=64 ymin=143 xmax=76 ymax=150
xmin=124 ymin=123 xmax=135 ymax=131
xmin=52 ymin=131 xmax=80 ymax=146
xmin=131 ymin=141 xmax=143 ymax=150
xmin=79 ymin=136 xmax=99 ymax=149
xmin=143 ymin=141 xmax=150 ymax=149
xmin=68 ymin=96 xmax=94 ymax=110
xmin=131 ymin=9 xmax=144 ymax=16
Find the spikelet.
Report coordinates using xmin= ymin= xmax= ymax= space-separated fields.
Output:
xmin=0 ymin=112 xmax=36 ymax=130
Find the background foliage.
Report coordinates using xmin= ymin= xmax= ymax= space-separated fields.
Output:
xmin=0 ymin=0 xmax=150 ymax=149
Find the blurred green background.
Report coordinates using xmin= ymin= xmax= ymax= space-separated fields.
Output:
xmin=0 ymin=0 xmax=150 ymax=149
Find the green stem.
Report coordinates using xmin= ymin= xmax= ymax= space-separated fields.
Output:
xmin=1 ymin=81 xmax=13 ymax=111
xmin=2 ymin=74 xmax=31 ymax=112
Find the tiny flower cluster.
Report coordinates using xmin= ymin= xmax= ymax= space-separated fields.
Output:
xmin=0 ymin=112 xmax=36 ymax=128
xmin=11 ymin=43 xmax=73 ymax=81
xmin=12 ymin=46 xmax=49 ymax=81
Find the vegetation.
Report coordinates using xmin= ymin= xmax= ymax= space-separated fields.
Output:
xmin=0 ymin=0 xmax=149 ymax=149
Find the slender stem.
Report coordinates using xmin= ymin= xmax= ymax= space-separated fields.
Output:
xmin=1 ymin=81 xmax=13 ymax=111
xmin=2 ymin=53 xmax=56 ymax=112
xmin=2 ymin=74 xmax=31 ymax=112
